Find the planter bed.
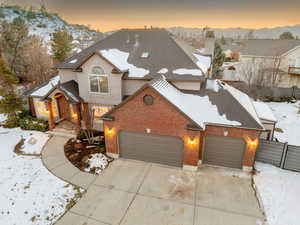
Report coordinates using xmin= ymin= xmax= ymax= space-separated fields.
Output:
xmin=64 ymin=137 xmax=113 ymax=175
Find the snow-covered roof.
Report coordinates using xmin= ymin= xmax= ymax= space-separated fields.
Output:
xmin=157 ymin=68 xmax=168 ymax=74
xmin=193 ymin=53 xmax=211 ymax=74
xmin=99 ymin=49 xmax=150 ymax=77
xmin=172 ymin=68 xmax=202 ymax=76
xmin=151 ymin=76 xmax=242 ymax=128
xmin=253 ymin=101 xmax=277 ymax=122
xmin=30 ymin=76 xmax=60 ymax=97
xmin=221 ymin=82 xmax=264 ymax=127
xmin=57 ymin=29 xmax=205 ymax=81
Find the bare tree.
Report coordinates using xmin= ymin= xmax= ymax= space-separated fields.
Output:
xmin=81 ymin=107 xmax=96 ymax=145
xmin=268 ymin=55 xmax=282 ymax=87
xmin=25 ymin=36 xmax=54 ymax=83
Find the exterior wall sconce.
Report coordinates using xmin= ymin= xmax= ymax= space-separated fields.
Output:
xmin=106 ymin=127 xmax=114 ymax=136
xmin=245 ymin=137 xmax=258 ymax=150
xmin=72 ymin=113 xmax=78 ymax=120
xmin=188 ymin=137 xmax=196 ymax=145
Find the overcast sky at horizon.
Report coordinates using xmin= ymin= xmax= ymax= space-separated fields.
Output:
xmin=8 ymin=0 xmax=300 ymax=32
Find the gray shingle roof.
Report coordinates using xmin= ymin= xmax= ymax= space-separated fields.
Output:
xmin=240 ymin=39 xmax=300 ymax=57
xmin=56 ymin=28 xmax=206 ymax=81
xmin=41 ymin=80 xmax=83 ymax=104
xmin=150 ymin=76 xmax=263 ymax=130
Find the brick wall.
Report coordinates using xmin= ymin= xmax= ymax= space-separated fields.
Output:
xmin=103 ymin=87 xmax=201 ymax=167
xmin=103 ymin=86 xmax=262 ymax=169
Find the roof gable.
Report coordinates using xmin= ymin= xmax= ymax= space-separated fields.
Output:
xmin=103 ymin=81 xmax=201 ymax=128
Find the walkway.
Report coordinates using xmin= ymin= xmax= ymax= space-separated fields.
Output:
xmin=42 ymin=135 xmax=265 ymax=225
xmin=42 ymin=135 xmax=97 ymax=190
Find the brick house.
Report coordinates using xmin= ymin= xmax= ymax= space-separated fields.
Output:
xmin=28 ymin=28 xmax=276 ymax=171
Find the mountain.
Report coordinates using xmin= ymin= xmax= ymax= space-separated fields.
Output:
xmin=0 ymin=6 xmax=103 ymax=47
xmin=168 ymin=25 xmax=300 ymax=39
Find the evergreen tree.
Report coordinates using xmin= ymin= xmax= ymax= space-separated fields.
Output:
xmin=220 ymin=35 xmax=226 ymax=45
xmin=0 ymin=57 xmax=24 ymax=121
xmin=206 ymin=30 xmax=215 ymax=38
xmin=212 ymin=42 xmax=225 ymax=76
xmin=279 ymin=32 xmax=295 ymax=40
xmin=51 ymin=29 xmax=74 ymax=63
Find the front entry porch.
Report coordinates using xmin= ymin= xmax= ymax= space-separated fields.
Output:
xmin=43 ymin=89 xmax=90 ymax=133
xmin=47 ymin=120 xmax=78 ymax=138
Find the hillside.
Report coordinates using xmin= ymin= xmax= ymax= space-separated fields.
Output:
xmin=0 ymin=6 xmax=103 ymax=47
xmin=168 ymin=25 xmax=300 ymax=39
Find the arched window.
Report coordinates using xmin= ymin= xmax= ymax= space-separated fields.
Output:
xmin=89 ymin=66 xmax=108 ymax=93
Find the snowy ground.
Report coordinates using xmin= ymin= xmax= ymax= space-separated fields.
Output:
xmin=266 ymin=101 xmax=300 ymax=145
xmin=0 ymin=126 xmax=83 ymax=225
xmin=254 ymin=162 xmax=300 ymax=225
xmin=84 ymin=153 xmax=109 ymax=175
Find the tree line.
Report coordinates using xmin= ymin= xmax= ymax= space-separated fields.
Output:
xmin=0 ymin=15 xmax=75 ymax=122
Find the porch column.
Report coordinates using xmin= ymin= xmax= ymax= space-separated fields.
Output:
xmin=81 ymin=103 xmax=91 ymax=129
xmin=71 ymin=103 xmax=82 ymax=128
xmin=45 ymin=100 xmax=55 ymax=130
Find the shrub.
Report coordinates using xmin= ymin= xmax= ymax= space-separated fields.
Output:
xmin=264 ymin=96 xmax=296 ymax=103
xmin=94 ymin=145 xmax=106 ymax=153
xmin=3 ymin=116 xmax=19 ymax=128
xmin=26 ymin=11 xmax=37 ymax=20
xmin=19 ymin=116 xmax=48 ymax=132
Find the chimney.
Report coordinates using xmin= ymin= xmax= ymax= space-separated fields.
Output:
xmin=204 ymin=38 xmax=215 ymax=57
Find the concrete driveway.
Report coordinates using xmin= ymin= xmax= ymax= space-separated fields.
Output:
xmin=56 ymin=159 xmax=264 ymax=225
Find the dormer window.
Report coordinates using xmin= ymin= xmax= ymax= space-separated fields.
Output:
xmin=89 ymin=66 xmax=108 ymax=93
xmin=141 ymin=52 xmax=149 ymax=58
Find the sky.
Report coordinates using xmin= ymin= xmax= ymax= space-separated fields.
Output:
xmin=7 ymin=0 xmax=300 ymax=32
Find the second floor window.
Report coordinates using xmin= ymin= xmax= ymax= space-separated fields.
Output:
xmin=89 ymin=66 xmax=108 ymax=93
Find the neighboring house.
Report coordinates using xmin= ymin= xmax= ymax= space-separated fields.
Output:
xmin=222 ymin=39 xmax=300 ymax=87
xmin=27 ymin=28 xmax=276 ymax=171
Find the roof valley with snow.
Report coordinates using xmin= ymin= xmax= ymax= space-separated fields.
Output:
xmin=150 ymin=76 xmax=265 ymax=130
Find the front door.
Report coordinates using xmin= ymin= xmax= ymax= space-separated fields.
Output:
xmin=57 ymin=95 xmax=70 ymax=120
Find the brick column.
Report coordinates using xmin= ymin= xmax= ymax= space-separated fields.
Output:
xmin=183 ymin=130 xmax=201 ymax=171
xmin=103 ymin=120 xmax=119 ymax=158
xmin=81 ymin=103 xmax=91 ymax=129
xmin=45 ymin=101 xmax=55 ymax=130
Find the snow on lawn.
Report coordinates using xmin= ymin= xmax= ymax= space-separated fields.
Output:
xmin=84 ymin=153 xmax=109 ymax=175
xmin=0 ymin=127 xmax=83 ymax=225
xmin=254 ymin=162 xmax=300 ymax=225
xmin=20 ymin=132 xmax=50 ymax=155
xmin=266 ymin=101 xmax=300 ymax=145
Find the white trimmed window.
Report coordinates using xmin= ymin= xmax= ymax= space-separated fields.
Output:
xmin=89 ymin=66 xmax=109 ymax=93
xmin=92 ymin=105 xmax=112 ymax=121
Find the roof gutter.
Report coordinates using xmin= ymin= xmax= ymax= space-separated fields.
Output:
xmin=204 ymin=122 xmax=265 ymax=131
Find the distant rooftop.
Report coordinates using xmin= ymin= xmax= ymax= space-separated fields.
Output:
xmin=222 ymin=39 xmax=300 ymax=57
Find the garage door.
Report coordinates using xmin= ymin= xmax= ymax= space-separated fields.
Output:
xmin=203 ymin=135 xmax=246 ymax=169
xmin=118 ymin=130 xmax=183 ymax=167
